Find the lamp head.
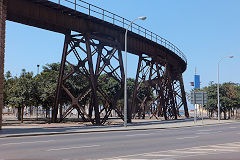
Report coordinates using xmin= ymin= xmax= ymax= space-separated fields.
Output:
xmin=228 ymin=56 xmax=234 ymax=58
xmin=138 ymin=16 xmax=147 ymax=20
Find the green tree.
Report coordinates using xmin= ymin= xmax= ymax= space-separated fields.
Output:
xmin=221 ymin=83 xmax=238 ymax=119
xmin=3 ymin=71 xmax=13 ymax=107
xmin=31 ymin=74 xmax=42 ymax=119
xmin=202 ymin=83 xmax=217 ymax=117
xmin=18 ymin=69 xmax=34 ymax=122
xmin=39 ymin=63 xmax=60 ymax=118
xmin=203 ymin=82 xmax=240 ymax=119
xmin=6 ymin=69 xmax=34 ymax=122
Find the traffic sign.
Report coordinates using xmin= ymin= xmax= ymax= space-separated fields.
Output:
xmin=190 ymin=91 xmax=207 ymax=105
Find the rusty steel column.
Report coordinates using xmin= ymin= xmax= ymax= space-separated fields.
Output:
xmin=131 ymin=55 xmax=142 ymax=122
xmin=164 ymin=65 xmax=178 ymax=120
xmin=0 ymin=0 xmax=7 ymax=130
xmin=85 ymin=35 xmax=100 ymax=125
xmin=179 ymin=74 xmax=189 ymax=118
xmin=53 ymin=32 xmax=70 ymax=122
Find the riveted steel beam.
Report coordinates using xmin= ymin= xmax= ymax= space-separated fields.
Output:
xmin=132 ymin=55 xmax=188 ymax=120
xmin=54 ymin=32 xmax=124 ymax=125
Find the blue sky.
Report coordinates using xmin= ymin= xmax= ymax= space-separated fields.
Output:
xmin=5 ymin=0 xmax=240 ymax=95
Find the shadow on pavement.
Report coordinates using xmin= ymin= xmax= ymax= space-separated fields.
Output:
xmin=0 ymin=117 xmax=204 ymax=136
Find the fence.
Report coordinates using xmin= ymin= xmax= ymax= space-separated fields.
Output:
xmin=49 ymin=0 xmax=187 ymax=63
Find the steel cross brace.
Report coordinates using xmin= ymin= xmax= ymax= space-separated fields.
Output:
xmin=54 ymin=32 xmax=125 ymax=125
xmin=131 ymin=54 xmax=188 ymax=120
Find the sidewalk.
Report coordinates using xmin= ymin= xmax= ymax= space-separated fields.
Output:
xmin=0 ymin=118 xmax=239 ymax=138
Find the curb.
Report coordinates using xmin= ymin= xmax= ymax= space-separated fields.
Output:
xmin=0 ymin=120 xmax=238 ymax=139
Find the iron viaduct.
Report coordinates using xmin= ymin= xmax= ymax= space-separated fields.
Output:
xmin=0 ymin=0 xmax=189 ymax=128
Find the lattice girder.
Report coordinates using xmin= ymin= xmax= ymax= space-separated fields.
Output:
xmin=54 ymin=32 xmax=125 ymax=124
xmin=131 ymin=54 xmax=188 ymax=120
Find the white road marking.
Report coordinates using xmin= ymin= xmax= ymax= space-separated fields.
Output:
xmin=196 ymin=132 xmax=211 ymax=135
xmin=109 ymin=141 xmax=240 ymax=159
xmin=112 ymin=159 xmax=155 ymax=160
xmin=1 ymin=140 xmax=55 ymax=146
xmin=211 ymin=145 xmax=240 ymax=149
xmin=143 ymin=153 xmax=174 ymax=157
xmin=176 ymin=136 xmax=199 ymax=140
xmin=191 ymin=148 xmax=234 ymax=152
xmin=126 ymin=133 xmax=154 ymax=137
xmin=196 ymin=131 xmax=223 ymax=135
xmin=223 ymin=143 xmax=240 ymax=147
xmin=46 ymin=144 xmax=100 ymax=151
xmin=168 ymin=150 xmax=207 ymax=154
xmin=229 ymin=126 xmax=237 ymax=129
xmin=197 ymin=129 xmax=212 ymax=132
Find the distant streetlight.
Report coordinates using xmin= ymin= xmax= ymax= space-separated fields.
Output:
xmin=124 ymin=16 xmax=146 ymax=127
xmin=217 ymin=56 xmax=233 ymax=122
xmin=36 ymin=64 xmax=40 ymax=120
xmin=37 ymin=65 xmax=40 ymax=75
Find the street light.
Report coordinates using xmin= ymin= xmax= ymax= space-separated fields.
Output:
xmin=217 ymin=56 xmax=233 ymax=122
xmin=124 ymin=16 xmax=147 ymax=127
xmin=36 ymin=64 xmax=40 ymax=120
xmin=37 ymin=65 xmax=40 ymax=75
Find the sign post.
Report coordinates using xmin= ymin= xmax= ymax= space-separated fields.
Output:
xmin=201 ymin=92 xmax=204 ymax=123
xmin=191 ymin=91 xmax=207 ymax=124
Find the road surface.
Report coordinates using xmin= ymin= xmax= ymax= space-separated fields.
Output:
xmin=1 ymin=122 xmax=240 ymax=159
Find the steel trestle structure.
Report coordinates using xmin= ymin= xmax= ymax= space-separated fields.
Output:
xmin=131 ymin=54 xmax=189 ymax=122
xmin=1 ymin=0 xmax=190 ymax=127
xmin=53 ymin=32 xmax=189 ymax=124
xmin=53 ymin=33 xmax=125 ymax=124
xmin=53 ymin=32 xmax=189 ymax=125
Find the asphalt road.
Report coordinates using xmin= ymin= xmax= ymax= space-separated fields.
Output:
xmin=1 ymin=122 xmax=240 ymax=160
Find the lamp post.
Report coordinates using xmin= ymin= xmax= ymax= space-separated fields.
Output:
xmin=36 ymin=64 xmax=40 ymax=120
xmin=37 ymin=65 xmax=40 ymax=75
xmin=217 ymin=56 xmax=233 ymax=122
xmin=124 ymin=16 xmax=146 ymax=127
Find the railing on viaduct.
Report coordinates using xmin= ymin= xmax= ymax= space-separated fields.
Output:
xmin=49 ymin=0 xmax=187 ymax=64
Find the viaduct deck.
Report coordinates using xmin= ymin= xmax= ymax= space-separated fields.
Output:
xmin=6 ymin=0 xmax=187 ymax=73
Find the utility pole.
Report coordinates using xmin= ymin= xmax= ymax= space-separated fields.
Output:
xmin=36 ymin=65 xmax=40 ymax=120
